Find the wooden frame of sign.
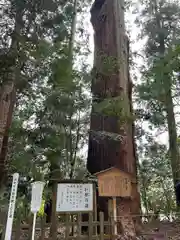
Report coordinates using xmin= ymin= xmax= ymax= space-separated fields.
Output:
xmin=49 ymin=179 xmax=97 ymax=237
xmin=51 ymin=179 xmax=96 ymax=213
xmin=94 ymin=167 xmax=133 ymax=235
xmin=56 ymin=181 xmax=94 ymax=214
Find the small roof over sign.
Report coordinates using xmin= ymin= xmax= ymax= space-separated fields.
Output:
xmin=94 ymin=166 xmax=132 ymax=178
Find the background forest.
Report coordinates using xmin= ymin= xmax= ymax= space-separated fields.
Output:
xmin=0 ymin=0 xmax=180 ymax=221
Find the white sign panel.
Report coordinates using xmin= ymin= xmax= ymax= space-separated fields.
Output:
xmin=31 ymin=181 xmax=45 ymax=213
xmin=56 ymin=183 xmax=93 ymax=212
xmin=5 ymin=173 xmax=19 ymax=240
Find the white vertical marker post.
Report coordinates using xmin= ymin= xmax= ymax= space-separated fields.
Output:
xmin=31 ymin=181 xmax=45 ymax=240
xmin=5 ymin=173 xmax=19 ymax=240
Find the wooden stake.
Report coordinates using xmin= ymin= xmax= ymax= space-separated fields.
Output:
xmin=93 ymin=184 xmax=97 ymax=235
xmin=113 ymin=197 xmax=117 ymax=235
xmin=108 ymin=198 xmax=113 ymax=235
xmin=100 ymin=212 xmax=104 ymax=240
xmin=89 ymin=212 xmax=93 ymax=239
xmin=50 ymin=182 xmax=57 ymax=238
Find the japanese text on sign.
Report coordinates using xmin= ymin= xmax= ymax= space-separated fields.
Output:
xmin=5 ymin=173 xmax=19 ymax=240
xmin=8 ymin=173 xmax=19 ymax=218
xmin=56 ymin=183 xmax=93 ymax=212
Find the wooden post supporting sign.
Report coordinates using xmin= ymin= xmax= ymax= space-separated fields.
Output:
xmin=113 ymin=197 xmax=117 ymax=235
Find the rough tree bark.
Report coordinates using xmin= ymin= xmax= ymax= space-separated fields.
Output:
xmin=0 ymin=82 xmax=16 ymax=186
xmin=0 ymin=10 xmax=21 ymax=186
xmin=87 ymin=0 xmax=140 ymax=235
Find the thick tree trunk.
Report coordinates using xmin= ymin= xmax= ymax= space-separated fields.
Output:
xmin=0 ymin=81 xmax=16 ymax=186
xmin=0 ymin=10 xmax=22 ymax=186
xmin=88 ymin=0 xmax=140 ymax=235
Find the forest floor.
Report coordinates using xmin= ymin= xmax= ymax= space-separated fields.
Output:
xmin=140 ymin=220 xmax=180 ymax=239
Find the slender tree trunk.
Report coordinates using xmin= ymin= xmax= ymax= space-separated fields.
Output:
xmin=165 ymin=85 xmax=180 ymax=187
xmin=141 ymin=178 xmax=149 ymax=217
xmin=154 ymin=0 xmax=180 ymax=200
xmin=160 ymin=47 xmax=180 ymax=195
xmin=68 ymin=2 xmax=78 ymax=235
xmin=161 ymin=178 xmax=171 ymax=219
xmin=68 ymin=0 xmax=78 ymax=179
xmin=69 ymin=110 xmax=81 ymax=179
xmin=49 ymin=0 xmax=78 ymax=233
xmin=68 ymin=0 xmax=77 ymax=65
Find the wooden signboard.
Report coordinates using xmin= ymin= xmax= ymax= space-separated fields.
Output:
xmin=56 ymin=183 xmax=93 ymax=212
xmin=95 ymin=167 xmax=132 ymax=197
